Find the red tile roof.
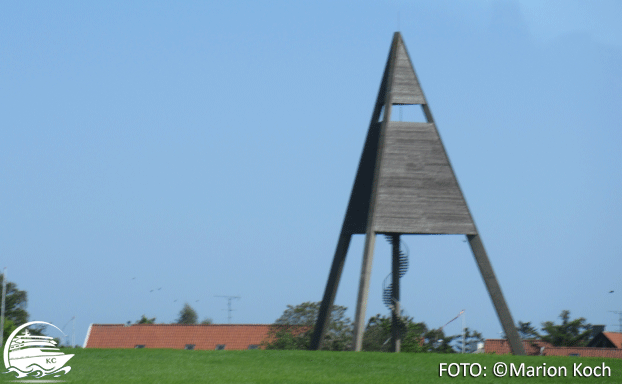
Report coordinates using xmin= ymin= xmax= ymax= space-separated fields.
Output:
xmin=542 ymin=346 xmax=622 ymax=358
xmin=602 ymin=332 xmax=622 ymax=349
xmin=84 ymin=324 xmax=279 ymax=350
xmin=485 ymin=339 xmax=622 ymax=358
xmin=484 ymin=339 xmax=553 ymax=356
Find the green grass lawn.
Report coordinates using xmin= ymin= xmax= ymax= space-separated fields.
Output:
xmin=2 ymin=349 xmax=622 ymax=383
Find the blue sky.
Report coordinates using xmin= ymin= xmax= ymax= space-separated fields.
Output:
xmin=2 ymin=1 xmax=621 ymax=346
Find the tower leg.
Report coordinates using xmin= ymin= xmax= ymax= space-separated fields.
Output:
xmin=310 ymin=231 xmax=352 ymax=350
xmin=352 ymin=231 xmax=377 ymax=351
xmin=467 ymin=234 xmax=525 ymax=355
xmin=391 ymin=234 xmax=401 ymax=353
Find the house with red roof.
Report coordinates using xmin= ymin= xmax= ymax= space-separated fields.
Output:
xmin=84 ymin=324 xmax=278 ymax=350
xmin=485 ymin=332 xmax=622 ymax=358
xmin=484 ymin=339 xmax=553 ymax=356
xmin=587 ymin=332 xmax=622 ymax=349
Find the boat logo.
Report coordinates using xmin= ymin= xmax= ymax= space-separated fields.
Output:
xmin=3 ymin=321 xmax=73 ymax=379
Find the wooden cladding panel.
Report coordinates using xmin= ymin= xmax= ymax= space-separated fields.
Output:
xmin=373 ymin=122 xmax=476 ymax=234
xmin=391 ymin=43 xmax=425 ymax=105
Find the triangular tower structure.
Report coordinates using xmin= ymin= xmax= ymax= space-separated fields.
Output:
xmin=310 ymin=32 xmax=525 ymax=355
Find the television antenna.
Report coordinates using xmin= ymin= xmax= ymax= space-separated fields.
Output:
xmin=609 ymin=311 xmax=622 ymax=333
xmin=215 ymin=296 xmax=240 ymax=324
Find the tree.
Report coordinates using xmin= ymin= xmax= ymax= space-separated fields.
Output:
xmin=540 ymin=310 xmax=592 ymax=347
xmin=136 ymin=315 xmax=156 ymax=324
xmin=0 ymin=274 xmax=29 ymax=326
xmin=517 ymin=321 xmax=540 ymax=339
xmin=263 ymin=301 xmax=352 ymax=351
xmin=200 ymin=318 xmax=213 ymax=325
xmin=363 ymin=313 xmax=427 ymax=352
xmin=176 ymin=303 xmax=198 ymax=324
xmin=362 ymin=314 xmax=392 ymax=352
xmin=2 ymin=318 xmax=16 ymax=346
xmin=263 ymin=325 xmax=309 ymax=350
xmin=0 ymin=276 xmax=46 ymax=343
xmin=423 ymin=328 xmax=457 ymax=353
xmin=453 ymin=327 xmax=484 ymax=353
